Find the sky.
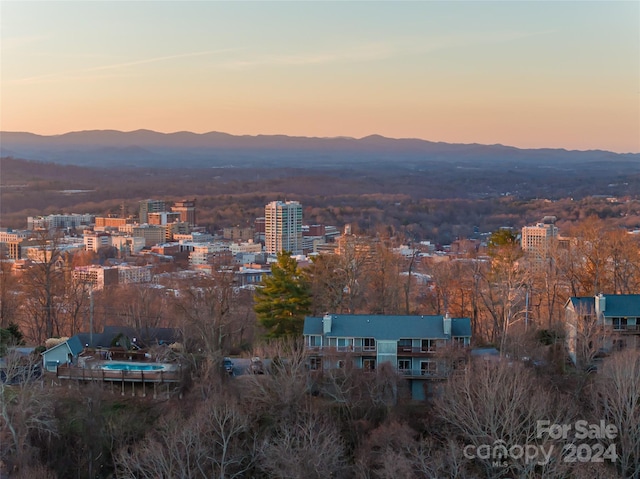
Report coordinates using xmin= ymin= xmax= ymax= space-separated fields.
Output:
xmin=1 ymin=1 xmax=638 ymax=153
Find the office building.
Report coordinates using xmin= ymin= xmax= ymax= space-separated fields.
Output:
xmin=171 ymin=199 xmax=196 ymax=226
xmin=139 ymin=200 xmax=166 ymax=224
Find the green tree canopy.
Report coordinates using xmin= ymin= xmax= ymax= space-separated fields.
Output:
xmin=254 ymin=252 xmax=311 ymax=338
xmin=487 ymin=228 xmax=518 ymax=249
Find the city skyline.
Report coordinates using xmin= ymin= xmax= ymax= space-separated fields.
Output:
xmin=1 ymin=1 xmax=638 ymax=153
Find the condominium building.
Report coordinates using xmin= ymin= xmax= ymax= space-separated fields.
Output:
xmin=265 ymin=201 xmax=303 ymax=255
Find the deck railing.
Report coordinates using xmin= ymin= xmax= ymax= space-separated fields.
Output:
xmin=56 ymin=364 xmax=182 ymax=383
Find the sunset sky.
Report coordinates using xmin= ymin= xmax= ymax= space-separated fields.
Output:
xmin=1 ymin=1 xmax=638 ymax=153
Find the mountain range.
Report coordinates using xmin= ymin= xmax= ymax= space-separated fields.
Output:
xmin=2 ymin=129 xmax=637 ymax=170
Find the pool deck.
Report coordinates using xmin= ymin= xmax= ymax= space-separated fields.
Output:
xmin=56 ymin=361 xmax=183 ymax=383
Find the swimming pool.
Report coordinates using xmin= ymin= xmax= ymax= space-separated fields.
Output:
xmin=102 ymin=362 xmax=164 ymax=371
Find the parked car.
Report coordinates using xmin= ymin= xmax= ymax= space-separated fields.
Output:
xmin=249 ymin=356 xmax=264 ymax=374
xmin=223 ymin=357 xmax=234 ymax=376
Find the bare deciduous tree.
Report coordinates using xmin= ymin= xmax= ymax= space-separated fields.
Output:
xmin=0 ymin=353 xmax=57 ymax=473
xmin=114 ymin=395 xmax=253 ymax=479
xmin=355 ymin=421 xmax=470 ymax=479
xmin=19 ymin=230 xmax=67 ymax=343
xmin=435 ymin=360 xmax=575 ymax=479
xmin=591 ymin=350 xmax=640 ymax=478
xmin=256 ymin=408 xmax=348 ymax=479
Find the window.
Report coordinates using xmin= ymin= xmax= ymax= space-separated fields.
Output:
xmin=363 ymin=359 xmax=376 ymax=371
xmin=420 ymin=361 xmax=437 ymax=376
xmin=453 ymin=337 xmax=467 ymax=347
xmin=421 ymin=339 xmax=437 ymax=353
xmin=398 ymin=359 xmax=411 ymax=374
xmin=337 ymin=360 xmax=345 ymax=369
xmin=307 ymin=335 xmax=321 ymax=348
xmin=337 ymin=338 xmax=353 ymax=351
xmin=398 ymin=339 xmax=412 ymax=352
xmin=612 ymin=318 xmax=628 ymax=331
xmin=309 ymin=357 xmax=322 ymax=370
xmin=363 ymin=338 xmax=376 ymax=351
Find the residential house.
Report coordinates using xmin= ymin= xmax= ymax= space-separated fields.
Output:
xmin=41 ymin=336 xmax=84 ymax=372
xmin=303 ymin=313 xmax=471 ymax=400
xmin=565 ymin=294 xmax=640 ymax=367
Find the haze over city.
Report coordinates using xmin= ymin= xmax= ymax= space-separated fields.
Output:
xmin=1 ymin=1 xmax=638 ymax=153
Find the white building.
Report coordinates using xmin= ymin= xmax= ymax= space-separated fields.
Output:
xmin=229 ymin=240 xmax=262 ymax=255
xmin=265 ymin=200 xmax=302 ymax=255
xmin=27 ymin=214 xmax=93 ymax=230
xmin=72 ymin=266 xmax=118 ymax=290
xmin=84 ymin=232 xmax=111 ymax=252
xmin=189 ymin=243 xmax=230 ymax=268
xmin=174 ymin=232 xmax=214 ymax=243
xmin=118 ymin=265 xmax=152 ymax=284
xmin=111 ymin=235 xmax=146 ymax=255
xmin=0 ymin=229 xmax=30 ymax=243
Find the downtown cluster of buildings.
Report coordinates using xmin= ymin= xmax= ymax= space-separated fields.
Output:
xmin=0 ymin=200 xmax=342 ymax=290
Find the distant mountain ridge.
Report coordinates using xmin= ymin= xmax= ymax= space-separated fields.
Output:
xmin=1 ymin=129 xmax=637 ymax=169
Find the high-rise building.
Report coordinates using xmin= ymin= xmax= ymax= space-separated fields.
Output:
xmin=139 ymin=199 xmax=166 ymax=224
xmin=265 ymin=201 xmax=303 ymax=255
xmin=171 ymin=199 xmax=196 ymax=226
xmin=521 ymin=216 xmax=558 ymax=264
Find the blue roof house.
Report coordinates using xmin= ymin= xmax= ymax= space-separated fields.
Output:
xmin=565 ymin=293 xmax=640 ymax=368
xmin=41 ymin=336 xmax=84 ymax=372
xmin=303 ymin=313 xmax=472 ymax=400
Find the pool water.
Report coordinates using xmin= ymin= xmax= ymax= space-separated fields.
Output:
xmin=102 ymin=363 xmax=163 ymax=371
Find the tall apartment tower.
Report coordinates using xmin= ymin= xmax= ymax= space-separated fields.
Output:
xmin=265 ymin=201 xmax=303 ymax=255
xmin=171 ymin=199 xmax=197 ymax=226
xmin=139 ymin=199 xmax=166 ymax=224
xmin=521 ymin=216 xmax=558 ymax=263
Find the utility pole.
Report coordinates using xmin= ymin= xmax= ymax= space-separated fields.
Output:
xmin=89 ymin=287 xmax=94 ymax=348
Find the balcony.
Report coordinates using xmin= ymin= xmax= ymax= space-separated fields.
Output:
xmin=611 ymin=324 xmax=639 ymax=334
xmin=397 ymin=346 xmax=437 ymax=356
xmin=397 ymin=368 xmax=446 ymax=379
xmin=305 ymin=345 xmax=377 ymax=354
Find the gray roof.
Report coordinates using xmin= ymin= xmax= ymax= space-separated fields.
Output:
xmin=303 ymin=314 xmax=472 ymax=341
xmin=471 ymin=347 xmax=500 ymax=356
xmin=568 ymin=295 xmax=640 ymax=317
xmin=75 ymin=326 xmax=180 ymax=349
